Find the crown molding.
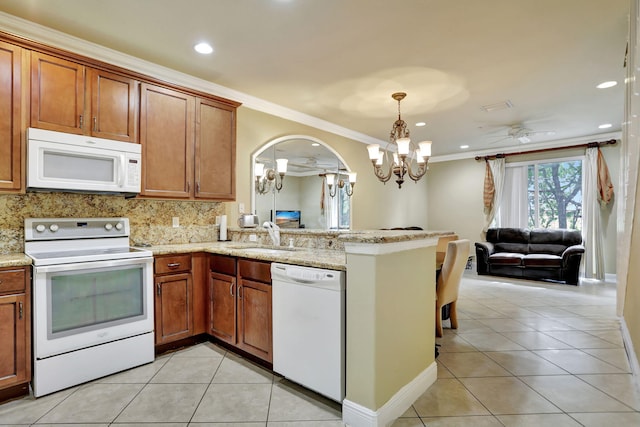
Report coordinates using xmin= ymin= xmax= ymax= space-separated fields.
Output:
xmin=430 ymin=131 xmax=622 ymax=163
xmin=0 ymin=11 xmax=385 ymax=147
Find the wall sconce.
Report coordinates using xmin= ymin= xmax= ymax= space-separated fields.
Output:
xmin=326 ymin=172 xmax=356 ymax=197
xmin=255 ymin=159 xmax=288 ymax=194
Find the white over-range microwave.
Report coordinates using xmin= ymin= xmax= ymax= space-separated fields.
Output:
xmin=27 ymin=128 xmax=142 ymax=195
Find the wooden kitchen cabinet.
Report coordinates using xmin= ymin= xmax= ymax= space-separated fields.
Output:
xmin=237 ymin=258 xmax=272 ymax=363
xmin=194 ymin=98 xmax=236 ymax=200
xmin=209 ymin=256 xmax=272 ymax=363
xmin=31 ymin=51 xmax=138 ymax=142
xmin=0 ymin=267 xmax=31 ymax=401
xmin=140 ymin=83 xmax=195 ymax=199
xmin=140 ymin=83 xmax=237 ymax=201
xmin=0 ymin=40 xmax=26 ymax=193
xmin=209 ymin=254 xmax=237 ymax=344
xmin=154 ymin=254 xmax=193 ymax=345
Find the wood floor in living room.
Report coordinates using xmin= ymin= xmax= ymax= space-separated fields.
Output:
xmin=0 ymin=272 xmax=637 ymax=426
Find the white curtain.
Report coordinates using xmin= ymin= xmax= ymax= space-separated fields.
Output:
xmin=498 ymin=165 xmax=529 ymax=228
xmin=483 ymin=158 xmax=506 ymax=232
xmin=583 ymin=147 xmax=604 ymax=279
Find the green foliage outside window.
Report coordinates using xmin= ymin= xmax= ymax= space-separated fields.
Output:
xmin=527 ymin=160 xmax=582 ymax=230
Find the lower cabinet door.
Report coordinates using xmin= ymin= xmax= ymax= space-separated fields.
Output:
xmin=0 ymin=293 xmax=28 ymax=388
xmin=155 ymin=273 xmax=193 ymax=344
xmin=209 ymin=272 xmax=236 ymax=344
xmin=237 ymin=278 xmax=272 ymax=362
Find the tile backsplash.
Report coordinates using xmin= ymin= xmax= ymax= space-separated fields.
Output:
xmin=0 ymin=193 xmax=224 ymax=254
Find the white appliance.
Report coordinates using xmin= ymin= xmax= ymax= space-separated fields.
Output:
xmin=27 ymin=127 xmax=142 ymax=195
xmin=25 ymin=218 xmax=154 ymax=397
xmin=271 ymin=263 xmax=345 ymax=402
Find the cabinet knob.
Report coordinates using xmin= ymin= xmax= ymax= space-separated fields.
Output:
xmin=93 ymin=116 xmax=97 ymax=132
xmin=167 ymin=263 xmax=180 ymax=268
xmin=19 ymin=302 xmax=23 ymax=320
xmin=79 ymin=114 xmax=84 ymax=129
xmin=156 ymin=283 xmax=161 ymax=296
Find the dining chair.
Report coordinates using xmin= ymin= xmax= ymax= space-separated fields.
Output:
xmin=436 ymin=239 xmax=470 ymax=337
xmin=435 ymin=234 xmax=459 ymax=267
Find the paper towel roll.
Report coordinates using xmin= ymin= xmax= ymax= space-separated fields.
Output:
xmin=219 ymin=215 xmax=227 ymax=241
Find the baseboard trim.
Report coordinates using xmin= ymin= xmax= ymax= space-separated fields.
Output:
xmin=342 ymin=361 xmax=437 ymax=427
xmin=621 ymin=318 xmax=640 ymax=379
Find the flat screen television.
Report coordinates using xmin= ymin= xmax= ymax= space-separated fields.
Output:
xmin=275 ymin=210 xmax=301 ymax=228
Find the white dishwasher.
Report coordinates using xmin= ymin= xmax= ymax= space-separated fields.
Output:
xmin=271 ymin=262 xmax=345 ymax=402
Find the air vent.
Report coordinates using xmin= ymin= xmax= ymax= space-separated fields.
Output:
xmin=481 ymin=100 xmax=514 ymax=112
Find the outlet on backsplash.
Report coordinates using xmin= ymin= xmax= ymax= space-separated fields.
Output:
xmin=249 ymin=234 xmax=257 ymax=242
xmin=172 ymin=217 xmax=180 ymax=228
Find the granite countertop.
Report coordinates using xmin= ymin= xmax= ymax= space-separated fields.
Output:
xmin=3 ymin=229 xmax=453 ymax=271
xmin=0 ymin=253 xmax=32 ymax=268
xmin=143 ymin=241 xmax=347 ymax=271
xmin=338 ymin=229 xmax=454 ymax=244
xmin=141 ymin=230 xmax=453 ymax=271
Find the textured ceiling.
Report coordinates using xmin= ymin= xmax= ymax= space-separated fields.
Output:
xmin=0 ymin=0 xmax=628 ymax=157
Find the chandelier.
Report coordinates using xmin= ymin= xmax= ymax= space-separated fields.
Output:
xmin=366 ymin=92 xmax=432 ymax=188
xmin=254 ymin=159 xmax=288 ymax=194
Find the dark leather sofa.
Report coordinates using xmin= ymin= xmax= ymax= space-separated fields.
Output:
xmin=475 ymin=228 xmax=585 ymax=285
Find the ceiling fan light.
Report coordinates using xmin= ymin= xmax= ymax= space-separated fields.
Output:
xmin=376 ymin=151 xmax=384 ymax=166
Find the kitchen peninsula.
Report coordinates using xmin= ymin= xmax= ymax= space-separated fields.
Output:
xmin=1 ymin=228 xmax=446 ymax=427
xmin=139 ymin=227 xmax=444 ymax=427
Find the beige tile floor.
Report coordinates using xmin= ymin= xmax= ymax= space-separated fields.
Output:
xmin=1 ymin=273 xmax=639 ymax=426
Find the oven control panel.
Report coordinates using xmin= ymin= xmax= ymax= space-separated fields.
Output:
xmin=25 ymin=218 xmax=130 ymax=241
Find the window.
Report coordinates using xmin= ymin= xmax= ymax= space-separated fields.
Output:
xmin=498 ymin=157 xmax=583 ymax=230
xmin=527 ymin=158 xmax=583 ymax=230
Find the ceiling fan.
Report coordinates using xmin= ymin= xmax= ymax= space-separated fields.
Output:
xmin=489 ymin=124 xmax=556 ymax=144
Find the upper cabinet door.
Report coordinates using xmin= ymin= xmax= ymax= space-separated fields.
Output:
xmin=89 ymin=69 xmax=139 ymax=143
xmin=0 ymin=41 xmax=25 ymax=192
xmin=31 ymin=52 xmax=85 ymax=134
xmin=140 ymin=83 xmax=195 ymax=199
xmin=194 ymin=98 xmax=236 ymax=200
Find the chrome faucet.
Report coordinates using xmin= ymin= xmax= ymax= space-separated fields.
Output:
xmin=263 ymin=221 xmax=280 ymax=246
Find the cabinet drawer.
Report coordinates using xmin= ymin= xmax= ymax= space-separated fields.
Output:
xmin=210 ymin=254 xmax=236 ymax=276
xmin=238 ymin=259 xmax=271 ymax=284
xmin=155 ymin=254 xmax=192 ymax=275
xmin=0 ymin=268 xmax=26 ymax=294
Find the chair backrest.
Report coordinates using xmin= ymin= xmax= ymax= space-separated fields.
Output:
xmin=436 ymin=234 xmax=459 ymax=253
xmin=435 ymin=234 xmax=459 ymax=265
xmin=436 ymin=239 xmax=471 ymax=306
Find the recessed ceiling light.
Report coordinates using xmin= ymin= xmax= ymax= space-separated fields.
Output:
xmin=415 ymin=122 xmax=426 ymax=127
xmin=596 ymin=81 xmax=617 ymax=89
xmin=460 ymin=145 xmax=469 ymax=149
xmin=311 ymin=143 xmax=320 ymax=147
xmin=599 ymin=123 xmax=613 ymax=129
xmin=194 ymin=42 xmax=213 ymax=54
